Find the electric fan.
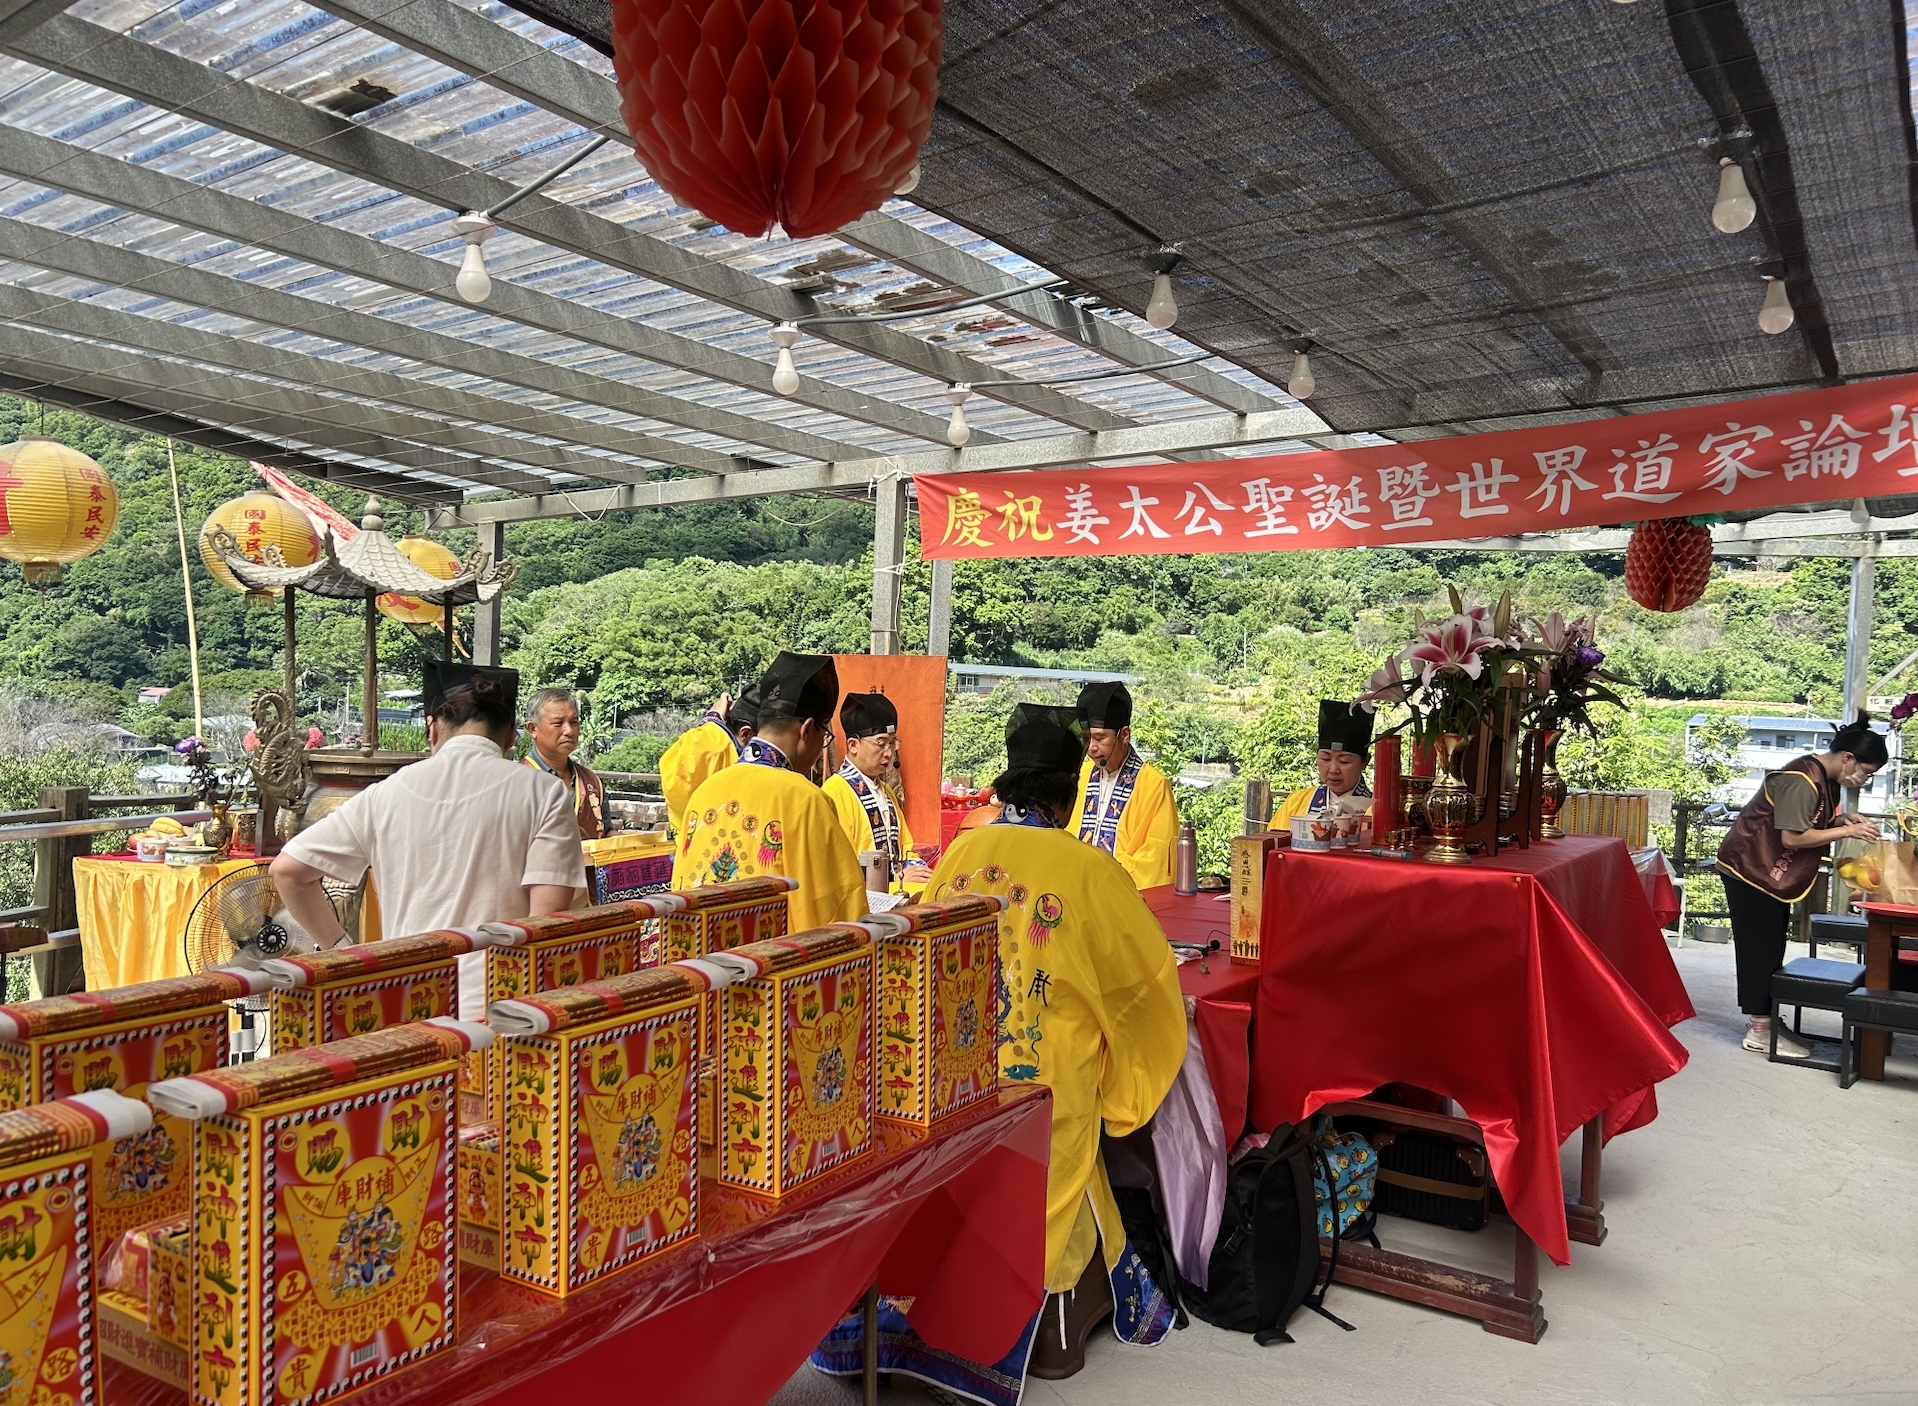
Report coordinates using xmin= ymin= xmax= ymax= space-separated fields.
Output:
xmin=181 ymin=863 xmax=362 ymax=1061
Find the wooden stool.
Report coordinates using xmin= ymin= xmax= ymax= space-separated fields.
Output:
xmin=1841 ymin=989 xmax=1918 ymax=1088
xmin=1770 ymin=957 xmax=1864 ymax=1071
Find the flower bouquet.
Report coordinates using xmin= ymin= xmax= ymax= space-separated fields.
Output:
xmin=1523 ymin=612 xmax=1626 ymax=735
xmin=1357 ymin=589 xmax=1529 ymax=862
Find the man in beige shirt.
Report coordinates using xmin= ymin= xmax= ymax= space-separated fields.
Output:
xmin=271 ymin=661 xmax=586 ymax=1017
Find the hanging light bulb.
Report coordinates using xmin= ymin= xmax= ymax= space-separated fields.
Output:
xmin=1287 ymin=350 xmax=1315 ymax=400
xmin=1145 ymin=272 xmax=1179 ymax=330
xmin=1712 ymin=158 xmax=1756 ymax=233
xmin=945 ymin=385 xmax=973 ymax=447
xmin=452 ymin=211 xmax=497 ymax=304
xmin=894 ymin=161 xmax=922 ymax=196
xmin=770 ymin=323 xmax=801 ymax=395
xmin=1757 ymin=276 xmax=1794 ymax=335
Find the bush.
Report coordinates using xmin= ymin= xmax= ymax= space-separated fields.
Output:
xmin=0 ymin=747 xmax=140 ymax=911
xmin=594 ymin=734 xmax=671 ymax=774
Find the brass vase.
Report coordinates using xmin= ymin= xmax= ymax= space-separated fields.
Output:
xmin=1537 ymin=728 xmax=1568 ymax=839
xmin=202 ymin=801 xmax=234 ymax=854
xmin=1423 ymin=734 xmax=1475 ymax=865
xmin=1403 ymin=774 xmax=1433 ymax=832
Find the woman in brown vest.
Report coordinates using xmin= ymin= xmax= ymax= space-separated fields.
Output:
xmin=1715 ymin=713 xmax=1886 ymax=1057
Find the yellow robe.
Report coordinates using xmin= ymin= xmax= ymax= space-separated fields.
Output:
xmin=660 ymin=718 xmax=736 ymax=837
xmin=1269 ymin=783 xmax=1373 ymax=831
xmin=1073 ymin=755 xmax=1180 ymax=890
xmin=820 ymin=771 xmax=921 ymax=893
xmin=926 ymin=824 xmax=1185 ymax=1291
xmin=674 ymin=761 xmax=865 ymax=933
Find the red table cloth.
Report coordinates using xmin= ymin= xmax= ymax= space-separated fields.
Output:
xmin=1142 ymin=887 xmax=1257 ymax=1143
xmin=110 ymin=1089 xmax=1050 ymax=1406
xmin=1252 ymin=835 xmax=1692 ymax=1266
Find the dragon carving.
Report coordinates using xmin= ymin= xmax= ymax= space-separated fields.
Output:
xmin=250 ymin=687 xmax=312 ymax=818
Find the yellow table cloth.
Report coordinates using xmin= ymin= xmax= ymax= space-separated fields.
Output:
xmin=74 ymin=856 xmax=384 ymax=991
xmin=74 ymin=855 xmax=259 ymax=990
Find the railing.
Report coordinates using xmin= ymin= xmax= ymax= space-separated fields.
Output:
xmin=597 ymin=771 xmax=664 ymax=799
xmin=0 ymin=788 xmax=210 ymax=998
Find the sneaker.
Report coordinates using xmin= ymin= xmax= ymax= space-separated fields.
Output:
xmin=1744 ymin=1024 xmax=1814 ymax=1058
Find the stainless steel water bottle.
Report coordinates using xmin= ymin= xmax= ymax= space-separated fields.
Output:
xmin=1175 ymin=821 xmax=1199 ymax=896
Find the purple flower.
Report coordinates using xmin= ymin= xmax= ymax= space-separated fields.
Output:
xmin=173 ymin=736 xmax=202 ymax=755
xmin=1892 ymin=692 xmax=1918 ymax=723
xmin=1573 ymin=644 xmax=1604 ymax=671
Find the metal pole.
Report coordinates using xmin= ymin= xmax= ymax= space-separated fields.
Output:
xmin=927 ymin=556 xmax=953 ymax=658
xmin=1841 ymin=527 xmax=1877 ymax=818
xmin=473 ymin=521 xmax=504 ymax=667
xmin=282 ymin=581 xmax=298 ymax=710
xmin=870 ymin=476 xmax=906 ymax=656
xmin=165 ymin=440 xmax=204 ymax=740
xmin=363 ymin=594 xmax=379 ymax=755
xmin=443 ymin=598 xmax=454 ymax=662
xmin=861 ymin=1286 xmax=879 ymax=1406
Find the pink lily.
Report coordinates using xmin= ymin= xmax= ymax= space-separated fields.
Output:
xmin=1528 ymin=611 xmax=1570 ymax=652
xmin=1356 ymin=655 xmax=1411 ymax=714
xmin=1407 ymin=614 xmax=1499 ymax=684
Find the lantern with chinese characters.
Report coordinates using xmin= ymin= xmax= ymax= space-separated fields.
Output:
xmin=0 ymin=437 xmax=118 ymax=585
xmin=1625 ymin=517 xmax=1714 ymax=612
xmin=610 ymin=0 xmax=945 ymax=238
xmin=198 ymin=492 xmax=322 ymax=605
xmin=376 ymin=536 xmax=462 ymax=625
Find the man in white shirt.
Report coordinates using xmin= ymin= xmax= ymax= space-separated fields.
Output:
xmin=271 ymin=661 xmax=586 ymax=1018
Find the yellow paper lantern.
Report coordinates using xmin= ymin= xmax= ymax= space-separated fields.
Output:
xmin=0 ymin=437 xmax=119 ymax=585
xmin=377 ymin=536 xmax=462 ymax=626
xmin=198 ymin=492 xmax=322 ymax=604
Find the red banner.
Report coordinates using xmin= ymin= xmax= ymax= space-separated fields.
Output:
xmin=916 ymin=375 xmax=1918 ymax=559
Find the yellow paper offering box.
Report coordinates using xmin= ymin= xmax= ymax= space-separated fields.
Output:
xmin=0 ymin=1090 xmax=154 ymax=1406
xmin=469 ymin=897 xmax=684 ymax=1125
xmin=263 ymin=928 xmax=515 ymax=1055
xmin=453 ymin=1124 xmax=499 ymax=1273
xmin=715 ymin=926 xmax=877 ymax=1198
xmin=658 ymin=876 xmax=796 ymax=965
xmin=97 ymin=1214 xmax=190 ymax=1389
xmin=147 ymin=1019 xmax=493 ymax=1406
xmin=483 ymin=967 xmax=703 ymax=1297
xmin=0 ymin=970 xmax=267 ymax=1255
xmin=868 ymin=895 xmax=1004 ymax=1127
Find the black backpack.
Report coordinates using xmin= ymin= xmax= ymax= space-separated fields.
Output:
xmin=1181 ymin=1124 xmax=1355 ymax=1346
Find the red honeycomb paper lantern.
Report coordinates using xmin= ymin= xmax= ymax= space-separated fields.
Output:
xmin=1624 ymin=518 xmax=1714 ymax=611
xmin=612 ymin=0 xmax=944 ymax=239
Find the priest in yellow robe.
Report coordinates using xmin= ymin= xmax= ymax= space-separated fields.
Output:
xmin=659 ymin=684 xmax=756 ymax=837
xmin=932 ymin=704 xmax=1184 ymax=1377
xmin=673 ymin=657 xmax=862 ymax=933
xmin=821 ymin=692 xmax=933 ymax=894
xmin=1072 ymin=681 xmax=1179 ymax=890
xmin=1270 ymin=699 xmax=1374 ymax=830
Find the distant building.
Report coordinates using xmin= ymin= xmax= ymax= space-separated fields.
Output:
xmin=949 ymin=663 xmax=1139 ymax=696
xmin=1686 ymin=713 xmax=1903 ymax=807
xmin=135 ymin=686 xmax=171 ymax=706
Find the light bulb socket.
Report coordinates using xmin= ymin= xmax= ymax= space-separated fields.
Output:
xmin=452 ymin=211 xmax=498 ymax=245
xmin=770 ymin=322 xmax=801 ymax=350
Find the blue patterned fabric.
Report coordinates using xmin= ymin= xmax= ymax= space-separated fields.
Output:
xmin=742 ymin=737 xmax=791 ymax=770
xmin=809 ymin=1296 xmax=1041 ymax=1406
xmin=1078 ymin=749 xmax=1142 ymax=854
xmin=1308 ymin=1113 xmax=1378 ymax=1238
xmin=1108 ymin=1238 xmax=1177 ymax=1345
xmin=1306 ymin=778 xmax=1373 ymax=813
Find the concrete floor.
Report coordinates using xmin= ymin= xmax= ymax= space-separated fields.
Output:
xmin=773 ymin=940 xmax=1918 ymax=1406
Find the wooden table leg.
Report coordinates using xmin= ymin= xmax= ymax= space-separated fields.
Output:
xmin=1481 ymin=1228 xmax=1546 ymax=1342
xmin=1862 ymin=910 xmax=1892 ymax=1081
xmin=1564 ymin=1113 xmax=1607 ymax=1246
xmin=862 ymin=1286 xmax=879 ymax=1406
